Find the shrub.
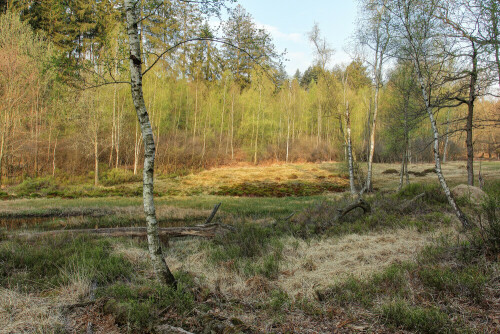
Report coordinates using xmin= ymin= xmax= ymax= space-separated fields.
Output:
xmin=101 ymin=168 xmax=142 ymax=186
xmin=13 ymin=177 xmax=59 ymax=197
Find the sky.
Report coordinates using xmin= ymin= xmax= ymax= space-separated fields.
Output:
xmin=235 ymin=0 xmax=359 ymax=75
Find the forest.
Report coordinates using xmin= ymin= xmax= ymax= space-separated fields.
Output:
xmin=0 ymin=0 xmax=499 ymax=333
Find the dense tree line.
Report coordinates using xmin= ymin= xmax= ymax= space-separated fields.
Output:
xmin=0 ymin=0 xmax=498 ymax=187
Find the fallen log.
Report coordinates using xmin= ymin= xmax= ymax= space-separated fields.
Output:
xmin=11 ymin=223 xmax=235 ymax=240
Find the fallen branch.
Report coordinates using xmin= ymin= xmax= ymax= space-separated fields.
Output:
xmin=204 ymin=202 xmax=221 ymax=225
xmin=399 ymin=192 xmax=425 ymax=211
xmin=334 ymin=198 xmax=371 ymax=222
xmin=12 ymin=224 xmax=235 ymax=240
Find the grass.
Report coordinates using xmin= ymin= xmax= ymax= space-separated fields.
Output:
xmin=0 ymin=235 xmax=135 ymax=292
xmin=99 ymin=272 xmax=196 ymax=331
xmin=381 ymin=300 xmax=456 ymax=334
xmin=0 ymin=162 xmax=499 ymax=333
xmin=206 ymin=223 xmax=284 ymax=278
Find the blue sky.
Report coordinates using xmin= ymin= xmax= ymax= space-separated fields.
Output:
xmin=235 ymin=0 xmax=359 ymax=75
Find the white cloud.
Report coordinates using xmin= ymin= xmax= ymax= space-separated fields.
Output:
xmin=256 ymin=22 xmax=306 ymax=45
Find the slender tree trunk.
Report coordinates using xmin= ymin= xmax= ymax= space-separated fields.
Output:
xmin=346 ymin=102 xmax=356 ymax=195
xmin=125 ymin=0 xmax=176 ymax=286
xmin=416 ymin=71 xmax=470 ymax=229
xmin=52 ymin=135 xmax=57 ymax=177
xmin=110 ymin=84 xmax=117 ymax=166
xmin=134 ymin=120 xmax=140 ymax=175
xmin=94 ymin=132 xmax=99 ymax=187
xmin=399 ymin=151 xmax=405 ymax=191
xmin=219 ymin=79 xmax=226 ymax=153
xmin=366 ymin=79 xmax=379 ymax=191
xmin=231 ymin=92 xmax=234 ymax=160
xmin=443 ymin=109 xmax=450 ymax=163
xmin=466 ymin=44 xmax=478 ymax=186
xmin=286 ymin=114 xmax=290 ymax=163
xmin=254 ymin=85 xmax=261 ymax=164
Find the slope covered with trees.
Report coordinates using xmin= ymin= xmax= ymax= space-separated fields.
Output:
xmin=0 ymin=0 xmax=497 ymax=189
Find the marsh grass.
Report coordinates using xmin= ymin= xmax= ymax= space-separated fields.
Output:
xmin=0 ymin=235 xmax=134 ymax=291
xmin=99 ymin=272 xmax=196 ymax=331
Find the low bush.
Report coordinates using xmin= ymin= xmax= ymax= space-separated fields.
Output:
xmin=100 ymin=169 xmax=142 ymax=186
xmin=13 ymin=177 xmax=59 ymax=197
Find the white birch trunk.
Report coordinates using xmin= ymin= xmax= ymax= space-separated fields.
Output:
xmin=416 ymin=71 xmax=471 ymax=229
xmin=125 ymin=0 xmax=176 ymax=286
xmin=346 ymin=102 xmax=356 ymax=195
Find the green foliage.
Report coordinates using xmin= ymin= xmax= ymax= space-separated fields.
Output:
xmin=14 ymin=177 xmax=60 ymax=197
xmin=100 ymin=169 xmax=142 ymax=186
xmin=322 ymin=263 xmax=413 ymax=307
xmin=0 ymin=235 xmax=134 ymax=291
xmin=207 ymin=224 xmax=284 ymax=278
xmin=418 ymin=265 xmax=487 ymax=302
xmin=381 ymin=300 xmax=454 ymax=334
xmin=397 ymin=183 xmax=448 ymax=205
xmin=100 ymin=273 xmax=195 ymax=331
xmin=267 ymin=289 xmax=290 ymax=312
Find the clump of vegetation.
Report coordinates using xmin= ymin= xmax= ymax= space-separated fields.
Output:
xmin=207 ymin=224 xmax=284 ymax=278
xmin=99 ymin=272 xmax=196 ymax=331
xmin=382 ymin=168 xmax=399 ymax=174
xmin=100 ymin=169 xmax=142 ymax=186
xmin=212 ymin=181 xmax=345 ymax=197
xmin=0 ymin=235 xmax=134 ymax=291
xmin=381 ymin=300 xmax=454 ymax=333
xmin=13 ymin=177 xmax=60 ymax=198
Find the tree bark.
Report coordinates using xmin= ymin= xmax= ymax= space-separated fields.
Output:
xmin=125 ymin=0 xmax=176 ymax=286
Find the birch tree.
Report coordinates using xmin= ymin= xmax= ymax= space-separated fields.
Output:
xmin=125 ymin=0 xmax=176 ymax=286
xmin=387 ymin=0 xmax=471 ymax=228
xmin=357 ymin=0 xmax=392 ymax=191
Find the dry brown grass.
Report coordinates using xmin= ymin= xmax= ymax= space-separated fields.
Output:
xmin=278 ymin=229 xmax=442 ymax=299
xmin=164 ymin=227 xmax=451 ymax=303
xmin=154 ymin=163 xmax=349 ymax=195
xmin=0 ymin=278 xmax=89 ymax=334
xmin=0 ymin=288 xmax=65 ymax=333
